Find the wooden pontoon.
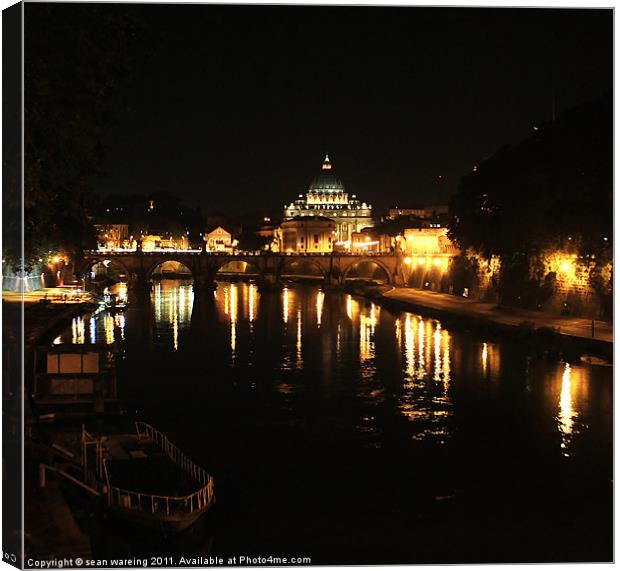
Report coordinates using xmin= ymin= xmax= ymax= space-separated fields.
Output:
xmin=32 ymin=345 xmax=118 ymax=415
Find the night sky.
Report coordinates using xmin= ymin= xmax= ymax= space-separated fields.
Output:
xmin=88 ymin=5 xmax=612 ymax=216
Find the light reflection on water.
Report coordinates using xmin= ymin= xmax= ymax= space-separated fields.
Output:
xmin=559 ymin=363 xmax=574 ymax=444
xmin=555 ymin=361 xmax=590 ymax=457
xmin=316 ymin=290 xmax=324 ymax=326
xmin=153 ymin=279 xmax=194 ymax=350
xmin=55 ymin=281 xmax=607 ymax=456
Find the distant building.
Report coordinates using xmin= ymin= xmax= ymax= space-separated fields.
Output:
xmin=94 ymin=223 xmax=129 ymax=250
xmin=277 ymin=216 xmax=336 ymax=253
xmin=206 ymin=226 xmax=235 ymax=252
xmin=283 ymin=155 xmax=373 ymax=246
xmin=140 ymin=234 xmax=189 ymax=251
xmin=387 ymin=205 xmax=449 ymax=220
xmin=366 ymin=216 xmax=451 ymax=254
xmin=402 ymin=227 xmax=459 ymax=257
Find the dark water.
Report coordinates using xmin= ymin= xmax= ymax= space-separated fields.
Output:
xmin=56 ymin=280 xmax=613 ymax=564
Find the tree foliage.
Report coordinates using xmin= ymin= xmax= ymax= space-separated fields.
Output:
xmin=17 ymin=4 xmax=149 ymax=270
xmin=448 ymin=97 xmax=612 ymax=263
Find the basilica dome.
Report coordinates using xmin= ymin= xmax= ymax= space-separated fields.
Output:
xmin=283 ymin=153 xmax=373 ymax=248
xmin=308 ymin=154 xmax=345 ymax=192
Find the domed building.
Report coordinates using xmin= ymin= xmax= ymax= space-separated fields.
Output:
xmin=283 ymin=155 xmax=374 ymax=247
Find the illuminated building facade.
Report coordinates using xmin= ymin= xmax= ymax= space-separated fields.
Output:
xmin=283 ymin=155 xmax=373 ymax=245
xmin=400 ymin=227 xmax=460 ymax=290
xmin=141 ymin=234 xmax=190 ymax=251
xmin=94 ymin=224 xmax=129 ymax=250
xmin=206 ymin=226 xmax=236 ymax=252
xmin=403 ymin=227 xmax=459 ymax=257
xmin=277 ymin=216 xmax=336 ymax=253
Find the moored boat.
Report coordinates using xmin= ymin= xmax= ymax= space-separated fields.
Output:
xmin=81 ymin=422 xmax=215 ymax=533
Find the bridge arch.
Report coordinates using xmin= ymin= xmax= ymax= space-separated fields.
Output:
xmin=147 ymin=259 xmax=196 ymax=282
xmin=280 ymin=257 xmax=328 ymax=280
xmin=80 ymin=257 xmax=131 ymax=282
xmin=342 ymin=258 xmax=392 ymax=284
xmin=215 ymin=258 xmax=262 ymax=277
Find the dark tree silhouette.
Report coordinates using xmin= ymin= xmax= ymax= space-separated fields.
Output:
xmin=18 ymin=4 xmax=150 ymax=271
xmin=449 ymin=97 xmax=612 ymax=261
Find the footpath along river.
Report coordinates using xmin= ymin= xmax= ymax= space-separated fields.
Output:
xmin=55 ymin=279 xmax=612 ymax=564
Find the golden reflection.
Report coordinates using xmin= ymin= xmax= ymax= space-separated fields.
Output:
xmin=346 ymin=294 xmax=357 ymax=320
xmin=442 ymin=330 xmax=451 ymax=389
xmin=336 ymin=323 xmax=342 ymax=357
xmin=558 ymin=363 xmax=575 ymax=453
xmin=417 ymin=319 xmax=425 ymax=378
xmin=117 ymin=282 xmax=128 ymax=304
xmin=404 ymin=314 xmax=415 ymax=378
xmin=399 ymin=316 xmax=452 ymax=386
xmin=171 ymin=288 xmax=178 ymax=350
xmin=283 ymin=287 xmax=290 ymax=323
xmin=316 ymin=290 xmax=324 ymax=326
xmin=296 ymin=309 xmax=303 ymax=368
xmin=433 ymin=323 xmax=442 ymax=382
xmin=104 ymin=314 xmax=115 ymax=345
xmin=359 ymin=303 xmax=377 ymax=362
xmin=155 ymin=282 xmax=163 ymax=322
xmin=230 ymin=283 xmax=237 ymax=355
xmin=178 ymin=285 xmax=191 ymax=325
xmin=248 ymin=283 xmax=257 ymax=323
xmin=72 ymin=316 xmax=86 ymax=344
xmin=114 ymin=313 xmax=126 ymax=340
xmin=152 ymin=280 xmax=194 ymax=351
xmin=168 ymin=288 xmax=176 ymax=326
xmin=398 ymin=317 xmax=454 ymax=427
xmin=425 ymin=319 xmax=432 ymax=366
xmin=482 ymin=342 xmax=488 ymax=376
xmin=173 ymin=315 xmax=179 ymax=351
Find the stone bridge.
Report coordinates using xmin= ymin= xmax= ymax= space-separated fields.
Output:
xmin=80 ymin=250 xmax=405 ymax=292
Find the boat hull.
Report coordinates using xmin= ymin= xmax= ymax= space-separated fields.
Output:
xmin=107 ymin=498 xmax=214 ymax=534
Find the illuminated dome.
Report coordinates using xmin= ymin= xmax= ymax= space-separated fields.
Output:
xmin=283 ymin=153 xmax=373 ymax=247
xmin=308 ymin=154 xmax=345 ymax=192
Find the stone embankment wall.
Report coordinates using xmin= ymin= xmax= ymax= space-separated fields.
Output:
xmin=402 ymin=251 xmax=612 ymax=321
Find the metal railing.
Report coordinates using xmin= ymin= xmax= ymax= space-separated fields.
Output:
xmin=105 ymin=478 xmax=214 ymax=517
xmin=104 ymin=422 xmax=215 ymax=517
xmin=134 ymin=422 xmax=210 ymax=486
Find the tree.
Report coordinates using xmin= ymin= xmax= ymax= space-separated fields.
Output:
xmin=449 ymin=97 xmax=612 ymax=261
xmin=448 ymin=97 xmax=612 ymax=311
xmin=17 ymin=4 xmax=151 ymax=271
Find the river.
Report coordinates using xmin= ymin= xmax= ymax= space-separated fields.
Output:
xmin=55 ymin=279 xmax=612 ymax=563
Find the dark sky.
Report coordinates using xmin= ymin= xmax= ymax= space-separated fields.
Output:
xmin=90 ymin=5 xmax=612 ymax=216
